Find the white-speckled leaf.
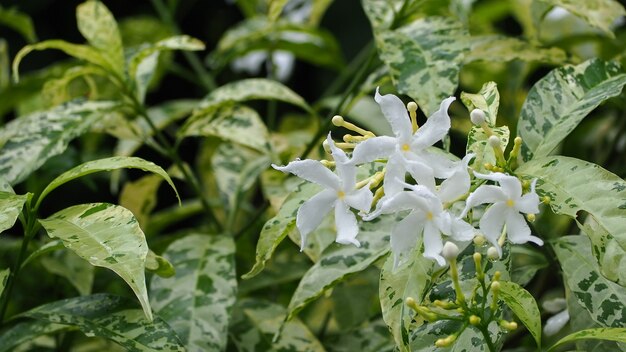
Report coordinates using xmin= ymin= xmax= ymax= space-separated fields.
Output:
xmin=0 ymin=100 xmax=119 ymax=185
xmin=39 ymin=203 xmax=153 ymax=321
xmin=410 ymin=319 xmax=504 ymax=351
xmin=18 ymin=294 xmax=185 ymax=351
xmin=0 ymin=192 xmax=28 ymax=234
xmin=517 ymin=59 xmax=626 ymax=161
xmin=552 ymin=236 xmax=626 ymax=328
xmin=230 ymin=298 xmax=325 ymax=352
xmin=538 ymin=0 xmax=626 ymax=37
xmin=0 ymin=320 xmax=70 ymax=352
xmin=498 ymin=281 xmax=542 ymax=347
xmin=37 ymin=156 xmax=179 ymax=208
xmin=376 ymin=17 xmax=469 ymax=116
xmin=517 ymin=156 xmax=626 ymax=286
xmin=325 ymin=319 xmax=395 ymax=352
xmin=179 ymin=105 xmax=270 ymax=152
xmin=76 ymin=0 xmax=124 ymax=77
xmin=361 ymin=0 xmax=402 ymax=32
xmin=465 ymin=35 xmax=568 ymax=64
xmin=548 ymin=327 xmax=626 ymax=351
xmin=150 ymin=234 xmax=236 ymax=352
xmin=286 ymin=215 xmax=394 ymax=321
xmin=379 ymin=249 xmax=435 ymax=351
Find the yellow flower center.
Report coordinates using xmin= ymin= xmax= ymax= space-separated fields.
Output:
xmin=337 ymin=191 xmax=345 ymax=199
xmin=402 ymin=144 xmax=410 ymax=152
xmin=426 ymin=212 xmax=434 ymax=220
xmin=506 ymin=199 xmax=515 ymax=207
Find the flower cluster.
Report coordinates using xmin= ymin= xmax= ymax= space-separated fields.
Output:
xmin=273 ymin=88 xmax=543 ymax=266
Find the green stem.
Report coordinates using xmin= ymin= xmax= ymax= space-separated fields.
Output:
xmin=150 ymin=0 xmax=217 ymax=92
xmin=478 ymin=324 xmax=497 ymax=352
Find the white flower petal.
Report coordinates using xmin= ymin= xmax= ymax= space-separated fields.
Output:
xmin=273 ymin=159 xmax=340 ymax=190
xmin=479 ymin=202 xmax=507 ymax=244
xmin=450 ymin=217 xmax=477 ymax=241
xmin=474 ymin=172 xmax=522 ymax=200
xmin=423 ymin=222 xmax=445 ymax=266
xmin=438 ymin=154 xmax=473 ymax=203
xmin=506 ymin=211 xmax=543 ymax=246
xmin=382 ymin=152 xmax=408 ymax=197
xmin=434 ymin=211 xmax=452 ymax=236
xmin=461 ymin=185 xmax=507 ymax=218
xmin=326 ymin=134 xmax=356 ymax=190
xmin=413 ymin=150 xmax=456 ymax=178
xmin=344 ymin=186 xmax=373 ymax=213
xmin=404 ymin=158 xmax=436 ymax=191
xmin=543 ymin=310 xmax=570 ymax=337
xmin=349 ymin=136 xmax=396 ymax=164
xmin=296 ymin=189 xmax=336 ymax=250
xmin=411 ymin=96 xmax=455 ymax=149
xmin=375 ymin=191 xmax=429 ymax=216
xmin=334 ymin=202 xmax=360 ymax=246
xmin=375 ymin=87 xmax=412 ymax=143
xmin=391 ymin=212 xmax=422 ymax=268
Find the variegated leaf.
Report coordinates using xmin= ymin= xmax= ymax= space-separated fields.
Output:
xmin=0 ymin=191 xmax=28 ymax=234
xmin=325 ymin=319 xmax=395 ymax=352
xmin=409 ymin=320 xmax=504 ymax=351
xmin=268 ymin=0 xmax=289 ymax=21
xmin=548 ymin=327 xmax=626 ymax=351
xmin=286 ymin=215 xmax=394 ymax=321
xmin=37 ymin=156 xmax=179 ymax=209
xmin=18 ymin=294 xmax=185 ymax=351
xmin=377 ymin=17 xmax=469 ymax=116
xmin=379 ymin=248 xmax=435 ymax=351
xmin=150 ymin=234 xmax=236 ymax=352
xmin=39 ymin=203 xmax=153 ymax=321
xmin=0 ymin=100 xmax=118 ymax=185
xmin=76 ymin=0 xmax=124 ymax=76
xmin=517 ymin=59 xmax=626 ymax=161
xmin=553 ymin=236 xmax=626 ymax=328
xmin=42 ymin=249 xmax=94 ymax=296
xmin=0 ymin=320 xmax=70 ymax=352
xmin=538 ymin=0 xmax=626 ymax=38
xmin=517 ymin=156 xmax=626 ymax=285
xmin=361 ymin=0 xmax=402 ymax=32
xmin=230 ymin=298 xmax=325 ymax=352
xmin=464 ymin=35 xmax=568 ymax=64
xmin=498 ymin=281 xmax=541 ymax=347
xmin=179 ymin=105 xmax=270 ymax=153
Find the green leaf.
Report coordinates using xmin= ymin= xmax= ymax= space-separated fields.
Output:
xmin=548 ymin=328 xmax=626 ymax=351
xmin=192 ymin=78 xmax=312 ymax=118
xmin=18 ymin=294 xmax=185 ymax=351
xmin=0 ymin=5 xmax=37 ymax=43
xmin=498 ymin=281 xmax=542 ymax=347
xmin=0 ymin=320 xmax=70 ymax=352
xmin=0 ymin=268 xmax=8 ymax=297
xmin=379 ymin=249 xmax=435 ymax=351
xmin=409 ymin=319 xmax=504 ymax=351
xmin=119 ymin=174 xmax=163 ymax=229
xmin=229 ymin=298 xmax=325 ymax=352
xmin=464 ymin=35 xmax=568 ymax=64
xmin=76 ymin=0 xmax=124 ymax=77
xmin=242 ymin=181 xmax=320 ymax=279
xmin=150 ymin=234 xmax=236 ymax=352
xmin=325 ymin=319 xmax=395 ymax=352
xmin=37 ymin=156 xmax=179 ymax=209
xmin=42 ymin=249 xmax=94 ymax=296
xmin=538 ymin=0 xmax=626 ymax=38
xmin=268 ymin=0 xmax=289 ymax=21
xmin=362 ymin=0 xmax=401 ymax=32
xmin=517 ymin=59 xmax=626 ymax=161
xmin=286 ymin=215 xmax=393 ymax=321
xmin=0 ymin=100 xmax=118 ymax=185
xmin=179 ymin=105 xmax=270 ymax=152
xmin=517 ymin=156 xmax=626 ymax=285
xmin=376 ymin=17 xmax=469 ymax=116
xmin=144 ymin=250 xmax=175 ymax=278
xmin=39 ymin=203 xmax=153 ymax=321
xmin=510 ymin=245 xmax=548 ymax=286
xmin=13 ymin=40 xmax=115 ymax=82
xmin=552 ymin=236 xmax=626 ymax=328
xmin=461 ymin=82 xmax=509 ymax=172
xmin=0 ymin=192 xmax=28 ymax=234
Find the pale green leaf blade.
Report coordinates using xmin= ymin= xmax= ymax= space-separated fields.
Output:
xmin=0 ymin=5 xmax=37 ymax=43
xmin=38 ymin=156 xmax=179 ymax=208
xmin=42 ymin=249 xmax=94 ymax=296
xmin=242 ymin=182 xmax=320 ymax=279
xmin=0 ymin=320 xmax=70 ymax=352
xmin=286 ymin=215 xmax=393 ymax=320
xmin=0 ymin=192 xmax=28 ymax=234
xmin=410 ymin=319 xmax=504 ymax=351
xmin=552 ymin=236 xmax=626 ymax=328
xmin=498 ymin=281 xmax=542 ymax=347
xmin=19 ymin=294 xmax=185 ymax=351
xmin=538 ymin=0 xmax=626 ymax=37
xmin=461 ymin=81 xmax=500 ymax=125
xmin=517 ymin=59 xmax=626 ymax=161
xmin=230 ymin=298 xmax=325 ymax=352
xmin=119 ymin=174 xmax=163 ymax=229
xmin=325 ymin=319 xmax=395 ymax=352
xmin=548 ymin=327 xmax=626 ymax=351
xmin=362 ymin=0 xmax=401 ymax=32
xmin=0 ymin=100 xmax=119 ymax=185
xmin=76 ymin=0 xmax=124 ymax=76
xmin=379 ymin=249 xmax=435 ymax=351
xmin=150 ymin=234 xmax=236 ymax=352
xmin=39 ymin=203 xmax=153 ymax=321
xmin=377 ymin=17 xmax=469 ymax=116
xmin=0 ymin=268 xmax=9 ymax=297
xmin=268 ymin=0 xmax=289 ymax=21
xmin=464 ymin=35 xmax=568 ymax=64
xmin=179 ymin=105 xmax=270 ymax=152
xmin=517 ymin=156 xmax=626 ymax=285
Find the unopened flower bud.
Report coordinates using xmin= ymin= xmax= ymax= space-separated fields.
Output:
xmin=526 ymin=213 xmax=536 ymax=222
xmin=487 ymin=246 xmax=499 ymax=260
xmin=488 ymin=135 xmax=501 ymax=148
xmin=442 ymin=241 xmax=460 ymax=261
xmin=473 ymin=235 xmax=486 ymax=246
xmin=331 ymin=115 xmax=344 ymax=126
xmin=322 ymin=139 xmax=331 ymax=153
xmin=470 ymin=109 xmax=486 ymax=126
xmin=469 ymin=315 xmax=481 ymax=326
xmin=435 ymin=335 xmax=457 ymax=347
xmin=500 ymin=320 xmax=518 ymax=331
xmin=491 ymin=281 xmax=501 ymax=291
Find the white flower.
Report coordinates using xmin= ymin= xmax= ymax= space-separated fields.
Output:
xmin=365 ymin=183 xmax=474 ymax=267
xmin=461 ymin=172 xmax=542 ymax=256
xmin=349 ymin=88 xmax=456 ymax=197
xmin=272 ymin=134 xmax=373 ymax=250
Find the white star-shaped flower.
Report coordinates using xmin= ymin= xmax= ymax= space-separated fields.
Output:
xmin=272 ymin=134 xmax=373 ymax=250
xmin=348 ymin=88 xmax=456 ymax=197
xmin=461 ymin=172 xmax=542 ymax=255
